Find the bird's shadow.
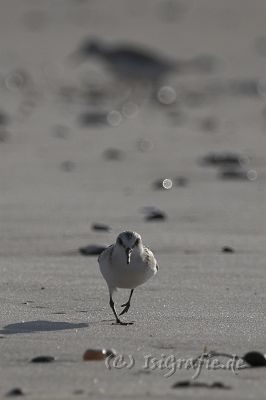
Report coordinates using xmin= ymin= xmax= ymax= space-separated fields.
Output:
xmin=0 ymin=320 xmax=89 ymax=335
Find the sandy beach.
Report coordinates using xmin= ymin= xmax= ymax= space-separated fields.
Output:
xmin=0 ymin=0 xmax=266 ymax=398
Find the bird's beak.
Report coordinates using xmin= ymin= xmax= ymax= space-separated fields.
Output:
xmin=126 ymin=248 xmax=132 ymax=264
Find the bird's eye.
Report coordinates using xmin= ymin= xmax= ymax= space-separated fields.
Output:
xmin=135 ymin=238 xmax=140 ymax=246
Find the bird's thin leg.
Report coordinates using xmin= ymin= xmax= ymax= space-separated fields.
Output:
xmin=120 ymin=289 xmax=134 ymax=315
xmin=109 ymin=294 xmax=132 ymax=325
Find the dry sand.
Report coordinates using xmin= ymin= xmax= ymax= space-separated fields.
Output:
xmin=0 ymin=0 xmax=266 ymax=398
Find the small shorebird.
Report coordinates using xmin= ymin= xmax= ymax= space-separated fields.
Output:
xmin=98 ymin=231 xmax=158 ymax=325
xmin=70 ymin=38 xmax=178 ymax=84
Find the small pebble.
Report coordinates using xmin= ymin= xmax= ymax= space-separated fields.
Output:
xmin=103 ymin=148 xmax=124 ymax=161
xmin=200 ymin=153 xmax=243 ymax=167
xmin=145 ymin=210 xmax=167 ymax=221
xmin=6 ymin=388 xmax=24 ymax=397
xmin=73 ymin=389 xmax=84 ymax=395
xmin=78 ymin=112 xmax=107 ymax=127
xmin=83 ymin=348 xmax=115 ymax=361
xmin=172 ymin=380 xmax=230 ymax=389
xmin=222 ymin=246 xmax=235 ymax=253
xmin=243 ymin=351 xmax=266 ymax=367
xmin=218 ymin=168 xmax=247 ymax=180
xmin=31 ymin=356 xmax=55 ymax=363
xmin=91 ymin=223 xmax=110 ymax=232
xmin=79 ymin=245 xmax=107 ymax=256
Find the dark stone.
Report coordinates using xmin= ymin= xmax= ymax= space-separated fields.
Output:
xmin=222 ymin=246 xmax=235 ymax=253
xmin=79 ymin=245 xmax=107 ymax=256
xmin=91 ymin=223 xmax=110 ymax=232
xmin=73 ymin=389 xmax=84 ymax=395
xmin=78 ymin=112 xmax=107 ymax=127
xmin=200 ymin=153 xmax=243 ymax=167
xmin=30 ymin=356 xmax=55 ymax=363
xmin=218 ymin=168 xmax=247 ymax=180
xmin=83 ymin=348 xmax=116 ymax=361
xmin=145 ymin=210 xmax=167 ymax=221
xmin=103 ymin=148 xmax=124 ymax=160
xmin=172 ymin=380 xmax=230 ymax=389
xmin=243 ymin=351 xmax=266 ymax=367
xmin=6 ymin=388 xmax=24 ymax=396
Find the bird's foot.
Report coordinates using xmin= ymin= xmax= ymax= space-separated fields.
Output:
xmin=119 ymin=303 xmax=130 ymax=315
xmin=112 ymin=319 xmax=133 ymax=326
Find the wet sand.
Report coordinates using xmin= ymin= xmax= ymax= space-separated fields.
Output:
xmin=0 ymin=0 xmax=266 ymax=398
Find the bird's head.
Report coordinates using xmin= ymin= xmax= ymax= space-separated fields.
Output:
xmin=116 ymin=231 xmax=142 ymax=264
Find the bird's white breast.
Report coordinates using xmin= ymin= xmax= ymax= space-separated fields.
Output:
xmin=99 ymin=245 xmax=157 ymax=290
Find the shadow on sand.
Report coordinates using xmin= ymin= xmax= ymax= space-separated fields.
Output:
xmin=0 ymin=320 xmax=89 ymax=335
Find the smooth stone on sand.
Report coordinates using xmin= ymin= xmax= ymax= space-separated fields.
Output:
xmin=79 ymin=245 xmax=107 ymax=256
xmin=172 ymin=380 xmax=231 ymax=389
xmin=6 ymin=388 xmax=24 ymax=397
xmin=243 ymin=351 xmax=266 ymax=367
xmin=222 ymin=246 xmax=235 ymax=253
xmin=200 ymin=152 xmax=243 ymax=167
xmin=30 ymin=356 xmax=55 ymax=363
xmin=103 ymin=148 xmax=124 ymax=161
xmin=83 ymin=348 xmax=116 ymax=361
xmin=78 ymin=112 xmax=107 ymax=127
xmin=145 ymin=210 xmax=167 ymax=221
xmin=218 ymin=168 xmax=248 ymax=180
xmin=91 ymin=223 xmax=111 ymax=232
